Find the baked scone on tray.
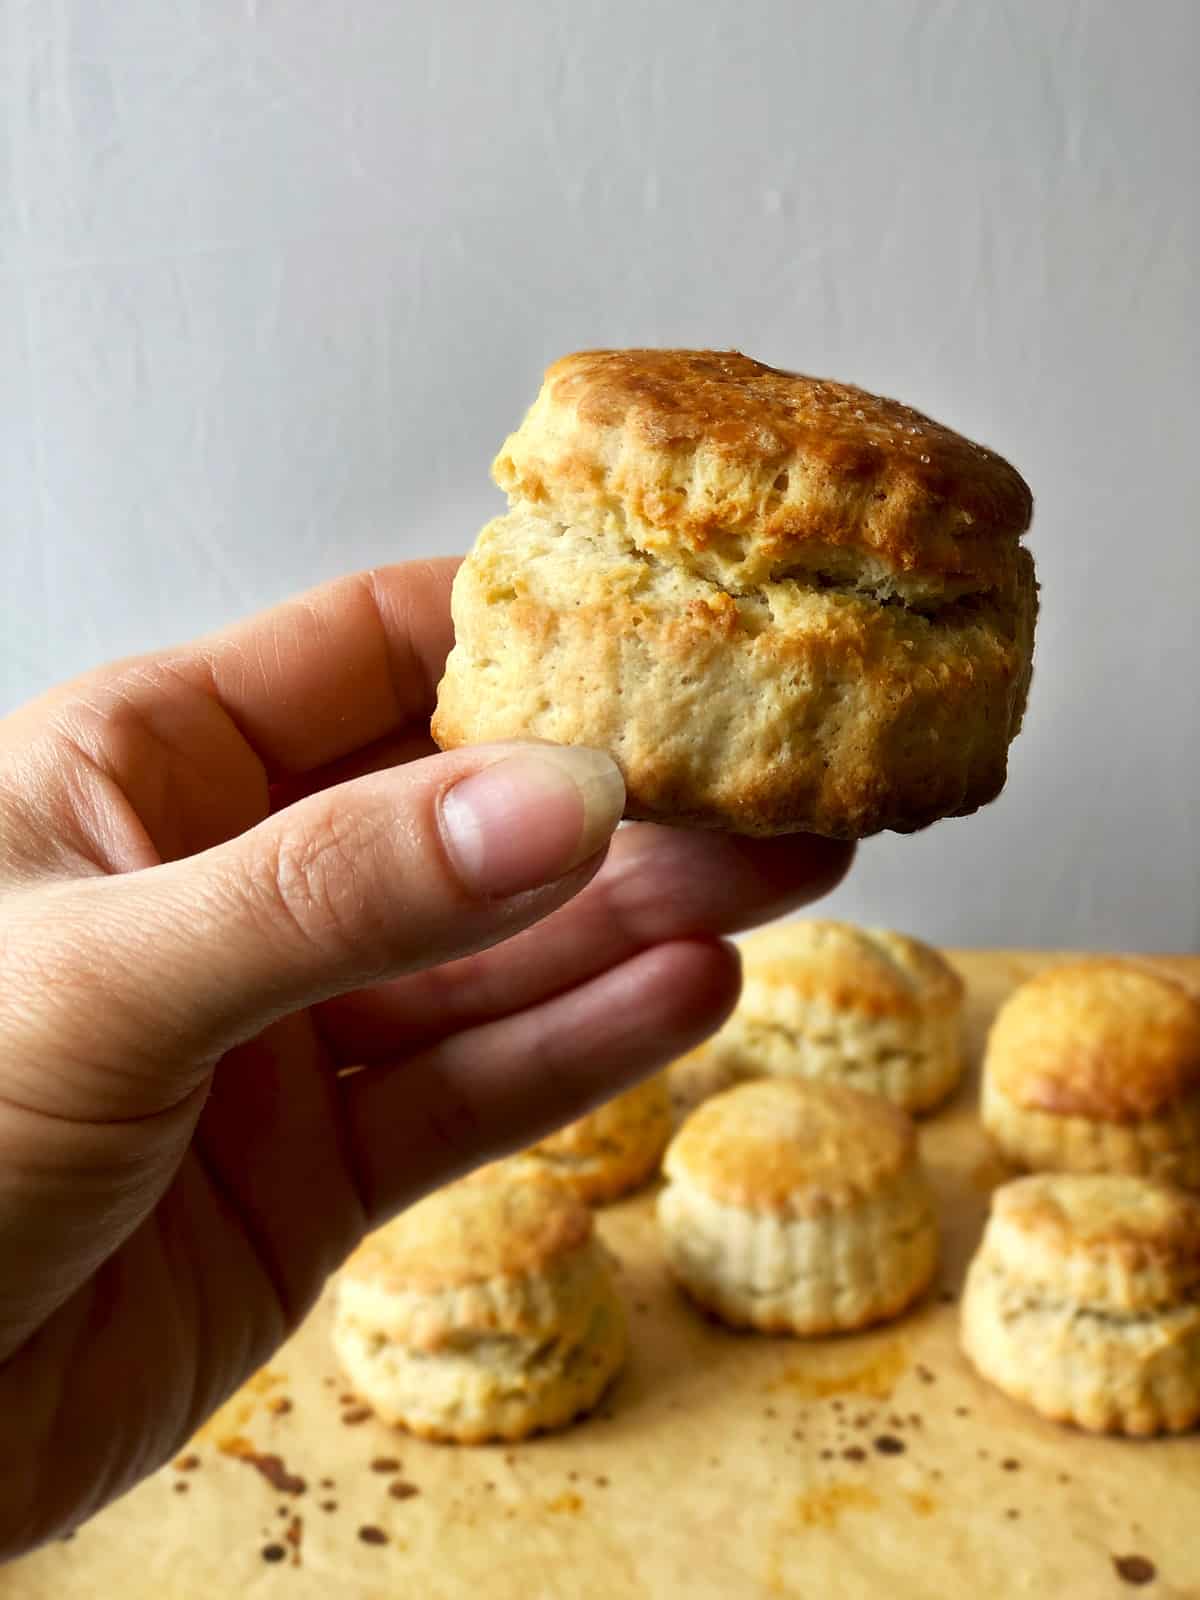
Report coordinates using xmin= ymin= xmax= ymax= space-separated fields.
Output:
xmin=982 ymin=959 xmax=1200 ymax=1186
xmin=333 ymin=1170 xmax=627 ymax=1442
xmin=434 ymin=349 xmax=1037 ymax=839
xmin=961 ymin=1173 xmax=1200 ymax=1436
xmin=502 ymin=1075 xmax=672 ymax=1204
xmin=697 ymin=919 xmax=965 ymax=1113
xmin=657 ymin=1078 xmax=938 ymax=1334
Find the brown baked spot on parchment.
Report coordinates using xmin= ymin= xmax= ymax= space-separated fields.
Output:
xmin=219 ymin=1438 xmax=307 ymax=1495
xmin=1113 ymin=1554 xmax=1157 ymax=1587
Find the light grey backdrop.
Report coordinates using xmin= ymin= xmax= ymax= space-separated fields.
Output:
xmin=2 ymin=1 xmax=1197 ymax=950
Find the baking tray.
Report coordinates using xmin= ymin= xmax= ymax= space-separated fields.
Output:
xmin=5 ymin=952 xmax=1198 ymax=1598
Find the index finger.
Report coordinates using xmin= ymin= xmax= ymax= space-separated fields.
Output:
xmin=0 ymin=559 xmax=465 ymax=876
xmin=181 ymin=557 xmax=460 ymax=778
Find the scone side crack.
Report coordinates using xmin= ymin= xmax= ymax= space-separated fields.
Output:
xmin=613 ymin=520 xmax=1001 ymax=617
xmin=980 ymin=1264 xmax=1200 ymax=1327
xmin=499 ymin=509 xmax=1027 ymax=636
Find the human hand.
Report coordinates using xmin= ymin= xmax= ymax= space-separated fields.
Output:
xmin=0 ymin=558 xmax=851 ymax=1555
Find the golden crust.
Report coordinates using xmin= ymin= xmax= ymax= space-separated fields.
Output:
xmin=989 ymin=1172 xmax=1200 ymax=1294
xmin=432 ymin=509 xmax=1037 ymax=838
xmin=682 ymin=923 xmax=966 ymax=1113
xmin=340 ymin=1171 xmax=593 ymax=1294
xmin=662 ymin=1078 xmax=917 ymax=1215
xmin=985 ymin=960 xmax=1200 ymax=1122
xmin=740 ymin=920 xmax=963 ymax=1018
xmin=494 ymin=350 xmax=1031 ymax=598
xmin=981 ymin=1073 xmax=1200 ymax=1188
xmin=508 ymin=1077 xmax=672 ymax=1204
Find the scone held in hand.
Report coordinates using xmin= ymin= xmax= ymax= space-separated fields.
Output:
xmin=434 ymin=349 xmax=1037 ymax=838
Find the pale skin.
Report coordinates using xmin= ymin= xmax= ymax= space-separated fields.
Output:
xmin=0 ymin=557 xmax=852 ymax=1558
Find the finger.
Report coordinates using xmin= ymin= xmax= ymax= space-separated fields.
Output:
xmin=340 ymin=937 xmax=741 ymax=1218
xmin=317 ymin=823 xmax=854 ymax=1062
xmin=184 ymin=558 xmax=460 ymax=777
xmin=6 ymin=559 xmax=460 ymax=780
xmin=0 ymin=561 xmax=461 ymax=875
xmin=1 ymin=743 xmax=625 ymax=1124
xmin=267 ymin=727 xmax=438 ymax=814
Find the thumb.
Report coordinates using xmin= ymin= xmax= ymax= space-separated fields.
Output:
xmin=0 ymin=742 xmax=623 ymax=1359
xmin=6 ymin=742 xmax=625 ymax=1121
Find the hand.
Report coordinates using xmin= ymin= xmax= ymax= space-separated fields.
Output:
xmin=0 ymin=558 xmax=851 ymax=1555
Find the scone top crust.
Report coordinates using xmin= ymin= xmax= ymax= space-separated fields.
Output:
xmin=341 ymin=1173 xmax=593 ymax=1294
xmin=531 ymin=1075 xmax=670 ymax=1161
xmin=663 ymin=1078 xmax=917 ymax=1216
xmin=987 ymin=960 xmax=1200 ymax=1122
xmin=493 ymin=349 xmax=1032 ymax=597
xmin=740 ymin=919 xmax=963 ymax=1020
xmin=987 ymin=1173 xmax=1200 ymax=1306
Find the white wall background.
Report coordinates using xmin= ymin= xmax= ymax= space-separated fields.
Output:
xmin=2 ymin=0 xmax=1197 ymax=951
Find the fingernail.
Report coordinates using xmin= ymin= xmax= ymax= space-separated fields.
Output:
xmin=439 ymin=747 xmax=625 ymax=898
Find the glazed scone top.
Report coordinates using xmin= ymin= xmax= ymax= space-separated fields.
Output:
xmin=341 ymin=1173 xmax=593 ymax=1294
xmin=663 ymin=1078 xmax=918 ymax=1216
xmin=739 ymin=920 xmax=964 ymax=1021
xmin=984 ymin=1173 xmax=1200 ymax=1311
xmin=493 ymin=350 xmax=1032 ymax=601
xmin=987 ymin=960 xmax=1200 ymax=1122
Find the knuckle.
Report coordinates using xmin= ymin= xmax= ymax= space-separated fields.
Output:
xmin=248 ymin=804 xmax=390 ymax=976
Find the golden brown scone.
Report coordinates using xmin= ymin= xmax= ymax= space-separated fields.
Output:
xmin=982 ymin=960 xmax=1200 ymax=1186
xmin=961 ymin=1173 xmax=1200 ymax=1435
xmin=433 ymin=349 xmax=1037 ymax=839
xmin=332 ymin=1172 xmax=626 ymax=1442
xmin=502 ymin=1076 xmax=672 ymax=1204
xmin=657 ymin=1078 xmax=938 ymax=1334
xmin=693 ymin=920 xmax=964 ymax=1113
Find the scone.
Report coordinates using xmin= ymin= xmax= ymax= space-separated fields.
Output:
xmin=666 ymin=1043 xmax=742 ymax=1122
xmin=332 ymin=1171 xmax=627 ymax=1442
xmin=657 ymin=1078 xmax=938 ymax=1333
xmin=433 ymin=349 xmax=1037 ymax=839
xmin=696 ymin=919 xmax=965 ymax=1113
xmin=961 ymin=1173 xmax=1200 ymax=1435
xmin=505 ymin=1075 xmax=672 ymax=1204
xmin=982 ymin=960 xmax=1200 ymax=1186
